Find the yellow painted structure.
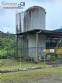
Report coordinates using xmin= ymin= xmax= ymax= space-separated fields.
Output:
xmin=45 ymin=48 xmax=62 ymax=55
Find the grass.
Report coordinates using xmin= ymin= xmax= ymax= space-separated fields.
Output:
xmin=1 ymin=67 xmax=62 ymax=83
xmin=0 ymin=59 xmax=62 ymax=83
xmin=0 ymin=59 xmax=49 ymax=71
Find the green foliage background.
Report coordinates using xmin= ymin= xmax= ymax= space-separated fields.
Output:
xmin=0 ymin=31 xmax=16 ymax=59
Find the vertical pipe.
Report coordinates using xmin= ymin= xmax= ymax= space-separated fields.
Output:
xmin=16 ymin=34 xmax=18 ymax=59
xmin=35 ymin=32 xmax=38 ymax=62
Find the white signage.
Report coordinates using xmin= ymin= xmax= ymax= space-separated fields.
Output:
xmin=50 ymin=49 xmax=55 ymax=53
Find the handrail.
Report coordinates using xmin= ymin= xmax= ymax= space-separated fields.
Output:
xmin=55 ymin=38 xmax=62 ymax=49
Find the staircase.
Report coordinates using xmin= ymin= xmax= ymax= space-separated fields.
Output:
xmin=55 ymin=38 xmax=62 ymax=49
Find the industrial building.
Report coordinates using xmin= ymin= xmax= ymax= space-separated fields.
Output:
xmin=16 ymin=6 xmax=62 ymax=62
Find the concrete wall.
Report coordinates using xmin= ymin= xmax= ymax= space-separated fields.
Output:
xmin=27 ymin=34 xmax=46 ymax=60
xmin=38 ymin=34 xmax=46 ymax=60
xmin=27 ymin=34 xmax=36 ymax=59
xmin=17 ymin=35 xmax=28 ymax=58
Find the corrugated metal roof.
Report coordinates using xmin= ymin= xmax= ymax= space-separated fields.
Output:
xmin=17 ymin=29 xmax=62 ymax=38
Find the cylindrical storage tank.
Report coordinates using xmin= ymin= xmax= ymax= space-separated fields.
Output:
xmin=24 ymin=6 xmax=46 ymax=32
xmin=16 ymin=12 xmax=24 ymax=33
xmin=16 ymin=13 xmax=21 ymax=33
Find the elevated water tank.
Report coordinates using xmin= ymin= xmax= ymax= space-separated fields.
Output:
xmin=16 ymin=13 xmax=21 ymax=33
xmin=16 ymin=12 xmax=24 ymax=33
xmin=24 ymin=6 xmax=46 ymax=32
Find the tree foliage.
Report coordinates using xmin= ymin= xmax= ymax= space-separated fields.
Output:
xmin=0 ymin=31 xmax=16 ymax=59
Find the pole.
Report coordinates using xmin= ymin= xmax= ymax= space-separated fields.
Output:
xmin=36 ymin=32 xmax=38 ymax=63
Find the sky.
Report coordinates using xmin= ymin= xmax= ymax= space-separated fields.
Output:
xmin=0 ymin=0 xmax=62 ymax=33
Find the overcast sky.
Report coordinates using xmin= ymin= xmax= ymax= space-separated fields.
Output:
xmin=0 ymin=0 xmax=62 ymax=33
